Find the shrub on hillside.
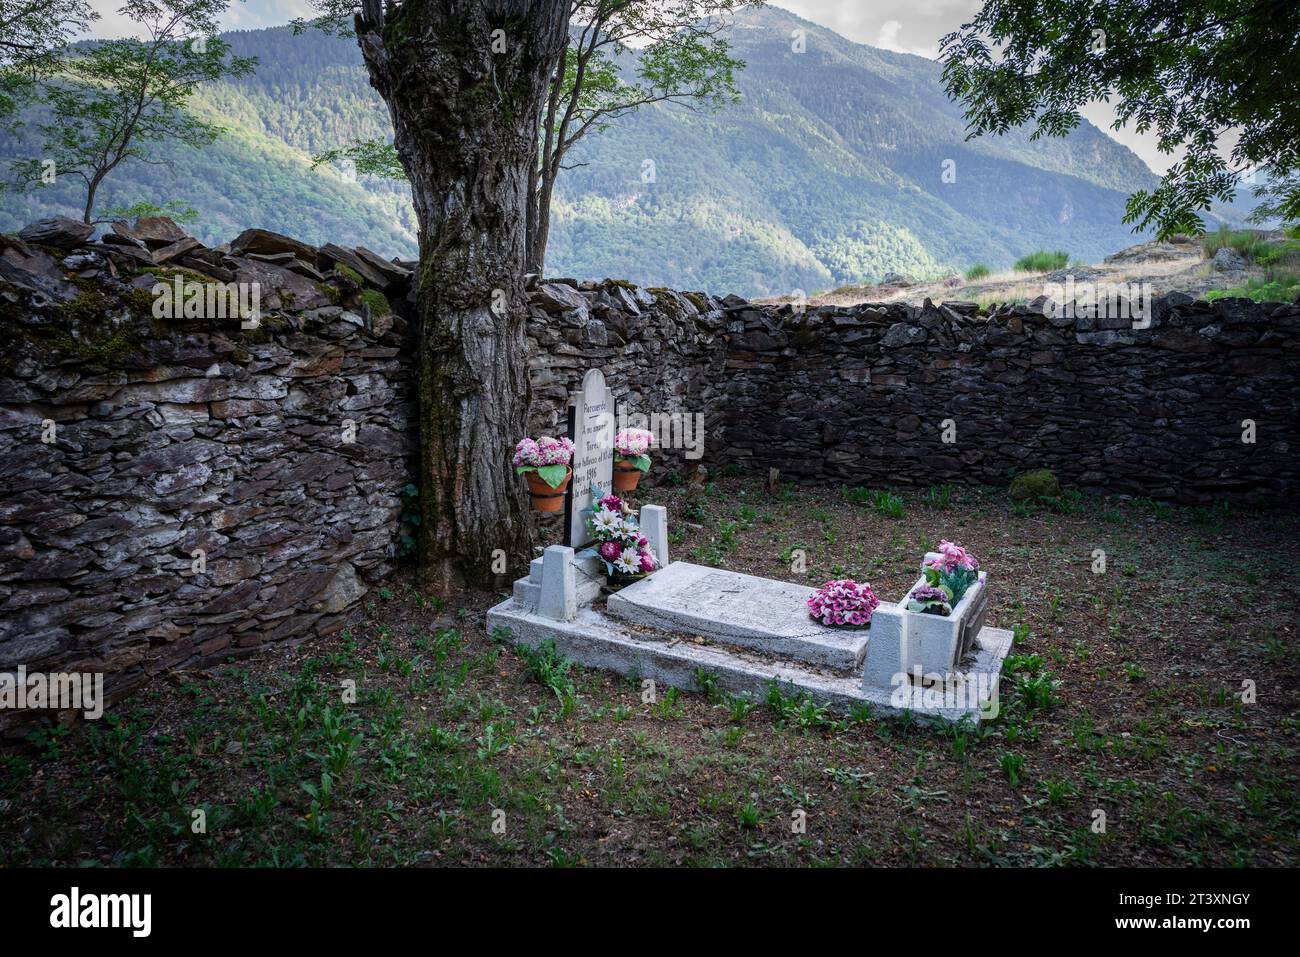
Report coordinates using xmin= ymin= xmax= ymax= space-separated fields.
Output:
xmin=1200 ymin=226 xmax=1271 ymax=262
xmin=965 ymin=263 xmax=991 ymax=280
xmin=1013 ymin=250 xmax=1069 ymax=272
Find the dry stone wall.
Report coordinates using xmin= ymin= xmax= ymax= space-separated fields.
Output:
xmin=721 ymin=295 xmax=1300 ymax=504
xmin=1 ymin=219 xmax=417 ymax=735
xmin=522 ymin=283 xmax=1300 ymax=505
xmin=524 ymin=279 xmax=731 ymax=479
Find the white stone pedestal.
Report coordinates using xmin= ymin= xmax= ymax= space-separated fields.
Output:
xmin=640 ymin=504 xmax=669 ymax=570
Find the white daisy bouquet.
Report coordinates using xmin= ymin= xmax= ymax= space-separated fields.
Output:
xmin=576 ymin=488 xmax=658 ymax=579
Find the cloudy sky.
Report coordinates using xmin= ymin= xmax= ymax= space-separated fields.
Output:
xmin=84 ymin=0 xmax=1170 ymax=173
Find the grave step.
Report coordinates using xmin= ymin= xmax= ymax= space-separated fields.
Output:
xmin=513 ymin=560 xmax=604 ymax=614
xmin=606 ymin=561 xmax=870 ymax=671
xmin=512 ymin=579 xmax=541 ymax=608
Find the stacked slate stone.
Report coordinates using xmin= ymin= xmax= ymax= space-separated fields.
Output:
xmin=523 ymin=276 xmax=732 ymax=480
xmin=0 ymin=217 xmax=417 ymax=737
xmin=721 ymin=294 xmax=1300 ymax=504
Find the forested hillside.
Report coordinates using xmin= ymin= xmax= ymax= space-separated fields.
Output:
xmin=0 ymin=5 xmax=1243 ymax=296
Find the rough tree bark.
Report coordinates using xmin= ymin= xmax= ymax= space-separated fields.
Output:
xmin=353 ymin=0 xmax=571 ymax=587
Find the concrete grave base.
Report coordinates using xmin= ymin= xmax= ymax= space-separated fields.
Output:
xmin=487 ymin=585 xmax=1014 ymax=724
xmin=495 ymin=493 xmax=1012 ymax=724
xmin=606 ymin=561 xmax=871 ymax=670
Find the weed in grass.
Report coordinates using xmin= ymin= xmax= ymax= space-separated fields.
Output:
xmin=736 ymin=801 xmax=761 ymax=829
xmin=724 ymin=694 xmax=757 ymax=723
xmin=926 ymin=484 xmax=954 ymax=509
xmin=1000 ymin=752 xmax=1025 ymax=787
xmin=517 ymin=640 xmax=574 ymax=700
xmin=693 ymin=668 xmax=720 ymax=699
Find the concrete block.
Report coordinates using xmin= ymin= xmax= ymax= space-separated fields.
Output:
xmin=537 ymin=545 xmax=576 ymax=621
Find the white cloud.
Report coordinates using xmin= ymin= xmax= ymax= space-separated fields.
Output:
xmin=876 ymin=20 xmax=902 ymax=49
xmin=873 ymin=19 xmax=940 ymax=60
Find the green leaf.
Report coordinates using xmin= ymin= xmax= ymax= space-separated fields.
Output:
xmin=625 ymin=454 xmax=651 ymax=472
xmin=535 ymin=464 xmax=570 ymax=489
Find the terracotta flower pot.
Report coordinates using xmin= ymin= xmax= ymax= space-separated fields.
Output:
xmin=612 ymin=460 xmax=642 ymax=492
xmin=525 ymin=468 xmax=571 ymax=512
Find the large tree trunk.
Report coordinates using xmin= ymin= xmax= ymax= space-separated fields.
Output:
xmin=354 ymin=0 xmax=571 ymax=588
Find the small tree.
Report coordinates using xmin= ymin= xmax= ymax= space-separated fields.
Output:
xmin=304 ymin=0 xmax=755 ymax=272
xmin=527 ymin=0 xmax=751 ymax=272
xmin=939 ymin=0 xmax=1300 ymax=236
xmin=12 ymin=0 xmax=255 ymax=223
xmin=0 ymin=0 xmax=97 ymax=123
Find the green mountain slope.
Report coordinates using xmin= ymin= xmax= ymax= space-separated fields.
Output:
xmin=0 ymin=6 xmax=1201 ymax=296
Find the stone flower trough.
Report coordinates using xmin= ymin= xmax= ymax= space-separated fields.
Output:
xmin=862 ymin=555 xmax=989 ymax=687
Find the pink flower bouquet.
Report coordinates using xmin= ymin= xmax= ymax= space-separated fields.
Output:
xmin=916 ymin=539 xmax=980 ymax=608
xmin=613 ymin=428 xmax=654 ymax=473
xmin=578 ymin=489 xmax=659 ymax=582
xmin=513 ymin=435 xmax=575 ymax=489
xmin=807 ymin=579 xmax=880 ymax=628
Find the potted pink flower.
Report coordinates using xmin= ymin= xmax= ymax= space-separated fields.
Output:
xmin=612 ymin=428 xmax=653 ymax=492
xmin=909 ymin=539 xmax=980 ymax=612
xmin=513 ymin=435 xmax=575 ymax=512
xmin=807 ymin=579 xmax=880 ymax=628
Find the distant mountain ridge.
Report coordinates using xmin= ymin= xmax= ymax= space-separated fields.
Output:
xmin=0 ymin=5 xmax=1247 ymax=297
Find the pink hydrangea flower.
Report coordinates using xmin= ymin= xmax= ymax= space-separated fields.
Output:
xmin=512 ymin=438 xmax=539 ymax=467
xmin=806 ymin=579 xmax=879 ymax=627
xmin=599 ymin=541 xmax=621 ymax=562
xmin=613 ymin=428 xmax=653 ymax=457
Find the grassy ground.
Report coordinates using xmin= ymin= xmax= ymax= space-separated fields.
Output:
xmin=2 ymin=477 xmax=1297 ymax=867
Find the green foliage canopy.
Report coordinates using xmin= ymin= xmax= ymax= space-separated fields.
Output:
xmin=940 ymin=0 xmax=1300 ymax=235
xmin=0 ymin=0 xmax=97 ymax=123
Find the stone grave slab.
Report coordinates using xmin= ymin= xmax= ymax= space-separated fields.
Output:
xmin=566 ymin=368 xmax=614 ymax=547
xmin=606 ymin=561 xmax=869 ymax=670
